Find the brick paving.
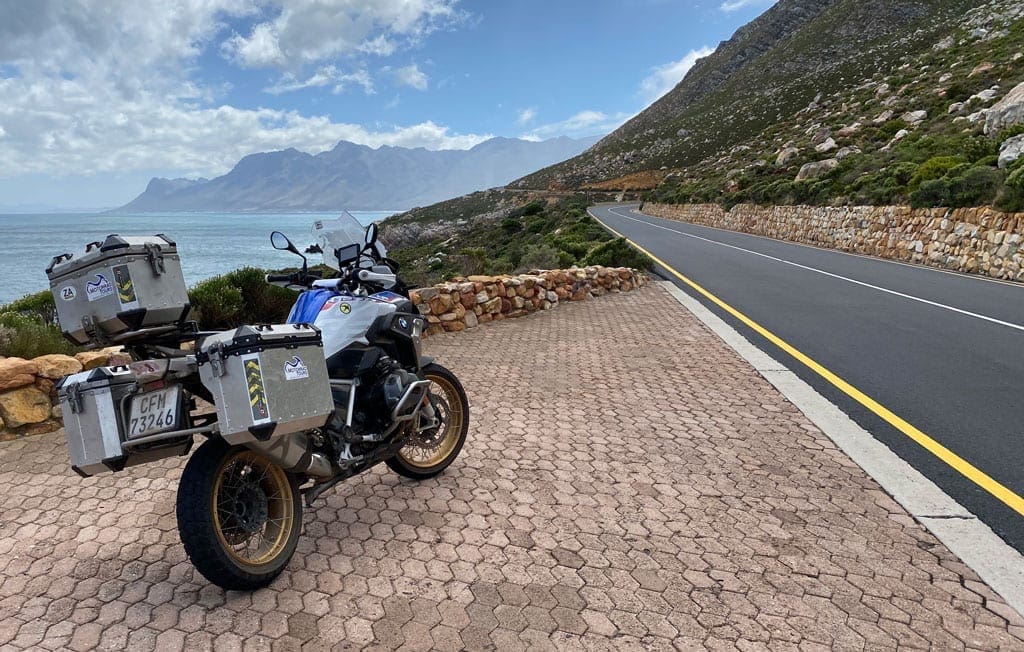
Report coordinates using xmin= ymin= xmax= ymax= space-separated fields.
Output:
xmin=2 ymin=284 xmax=1024 ymax=650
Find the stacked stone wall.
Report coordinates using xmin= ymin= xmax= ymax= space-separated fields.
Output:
xmin=643 ymin=203 xmax=1024 ymax=281
xmin=412 ymin=266 xmax=648 ymax=334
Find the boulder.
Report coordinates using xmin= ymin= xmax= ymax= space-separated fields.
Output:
xmin=417 ymin=287 xmax=438 ymax=301
xmin=901 ymin=110 xmax=927 ymax=125
xmin=33 ymin=354 xmax=83 ymax=379
xmin=998 ymin=135 xmax=1024 ymax=169
xmin=796 ymin=159 xmax=839 ymax=181
xmin=74 ymin=351 xmax=110 ymax=371
xmin=464 ymin=312 xmax=478 ymax=329
xmin=872 ymin=110 xmax=894 ymax=125
xmin=969 ymin=61 xmax=994 ymax=77
xmin=835 ymin=146 xmax=862 ymax=161
xmin=0 ymin=358 xmax=38 ymax=391
xmin=775 ymin=147 xmax=800 ymax=167
xmin=971 ymin=87 xmax=1000 ymax=103
xmin=810 ymin=127 xmax=831 ymax=145
xmin=0 ymin=387 xmax=52 ymax=428
xmin=985 ymin=81 xmax=1024 ymax=135
xmin=933 ymin=36 xmax=954 ymax=51
xmin=835 ymin=123 xmax=861 ymax=137
xmin=814 ymin=138 xmax=838 ymax=153
xmin=948 ymin=101 xmax=965 ymax=114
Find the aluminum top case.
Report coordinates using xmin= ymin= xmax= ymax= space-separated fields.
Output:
xmin=197 ymin=323 xmax=334 ymax=445
xmin=46 ymin=234 xmax=191 ymax=346
xmin=58 ymin=366 xmax=191 ymax=476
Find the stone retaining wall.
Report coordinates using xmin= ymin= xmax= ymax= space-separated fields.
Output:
xmin=411 ymin=266 xmax=649 ymax=334
xmin=0 ymin=348 xmax=131 ymax=441
xmin=0 ymin=266 xmax=647 ymax=440
xmin=643 ymin=202 xmax=1024 ymax=282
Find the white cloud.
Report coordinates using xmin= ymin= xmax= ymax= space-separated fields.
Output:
xmin=523 ymin=110 xmax=628 ymax=140
xmin=516 ymin=107 xmax=537 ymax=126
xmin=0 ymin=0 xmax=485 ymax=186
xmin=393 ymin=63 xmax=428 ymax=91
xmin=263 ymin=65 xmax=374 ymax=95
xmin=720 ymin=0 xmax=773 ymax=12
xmin=638 ymin=46 xmax=715 ymax=105
xmin=222 ymin=0 xmax=464 ymax=69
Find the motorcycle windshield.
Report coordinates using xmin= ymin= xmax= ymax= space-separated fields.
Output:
xmin=313 ymin=212 xmax=367 ymax=270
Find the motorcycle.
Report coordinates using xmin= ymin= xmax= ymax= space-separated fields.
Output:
xmin=51 ymin=215 xmax=469 ymax=590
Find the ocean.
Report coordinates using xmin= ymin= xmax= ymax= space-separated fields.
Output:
xmin=0 ymin=211 xmax=396 ymax=305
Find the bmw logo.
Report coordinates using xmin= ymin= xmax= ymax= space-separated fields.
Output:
xmin=399 ymin=317 xmax=409 ymax=329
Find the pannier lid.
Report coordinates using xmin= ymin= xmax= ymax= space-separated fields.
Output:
xmin=56 ymin=366 xmax=136 ymax=393
xmin=46 ymin=233 xmax=178 ymax=278
xmin=196 ymin=323 xmax=323 ymax=363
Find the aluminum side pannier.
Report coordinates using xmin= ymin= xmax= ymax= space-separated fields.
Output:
xmin=197 ymin=323 xmax=334 ymax=445
xmin=58 ymin=366 xmax=192 ymax=476
xmin=47 ymin=234 xmax=190 ymax=345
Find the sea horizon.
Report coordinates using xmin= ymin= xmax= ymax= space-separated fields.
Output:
xmin=0 ymin=210 xmax=398 ymax=305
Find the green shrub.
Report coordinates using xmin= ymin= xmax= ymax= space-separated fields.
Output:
xmin=909 ymin=156 xmax=964 ymax=190
xmin=519 ymin=201 xmax=545 ymax=217
xmin=2 ymin=290 xmax=58 ymax=325
xmin=518 ymin=244 xmax=561 ymax=271
xmin=458 ymin=248 xmax=487 ymax=276
xmin=189 ymin=276 xmax=245 ymax=328
xmin=0 ymin=311 xmax=79 ymax=358
xmin=501 ymin=217 xmax=522 ymax=233
xmin=910 ymin=166 xmax=1003 ymax=208
xmin=188 ymin=267 xmax=299 ymax=329
xmin=583 ymin=238 xmax=653 ymax=270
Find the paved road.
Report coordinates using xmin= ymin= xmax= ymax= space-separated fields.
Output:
xmin=591 ymin=203 xmax=1024 ymax=552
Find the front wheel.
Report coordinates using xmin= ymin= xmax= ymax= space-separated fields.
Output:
xmin=176 ymin=438 xmax=302 ymax=590
xmin=387 ymin=363 xmax=469 ymax=480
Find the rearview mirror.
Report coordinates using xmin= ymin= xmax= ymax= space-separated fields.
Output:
xmin=365 ymin=223 xmax=378 ymax=246
xmin=270 ymin=231 xmax=296 ymax=253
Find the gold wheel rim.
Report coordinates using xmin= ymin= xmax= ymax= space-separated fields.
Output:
xmin=212 ymin=450 xmax=294 ymax=567
xmin=398 ymin=373 xmax=464 ymax=469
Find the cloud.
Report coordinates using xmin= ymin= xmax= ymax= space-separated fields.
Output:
xmin=720 ymin=0 xmax=773 ymax=12
xmin=516 ymin=107 xmax=537 ymax=126
xmin=263 ymin=65 xmax=374 ymax=95
xmin=222 ymin=0 xmax=464 ymax=69
xmin=638 ymin=46 xmax=715 ymax=105
xmin=0 ymin=1 xmax=485 ymax=183
xmin=523 ymin=110 xmax=628 ymax=140
xmin=393 ymin=63 xmax=428 ymax=91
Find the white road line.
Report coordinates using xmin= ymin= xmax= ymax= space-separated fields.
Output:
xmin=606 ymin=207 xmax=1024 ymax=334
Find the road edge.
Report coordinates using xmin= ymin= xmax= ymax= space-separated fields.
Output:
xmin=655 ymin=278 xmax=1024 ymax=618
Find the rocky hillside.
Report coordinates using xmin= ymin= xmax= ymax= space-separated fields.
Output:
xmin=116 ymin=136 xmax=599 ymax=212
xmin=512 ymin=0 xmax=1023 ymax=211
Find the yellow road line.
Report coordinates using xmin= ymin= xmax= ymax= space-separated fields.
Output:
xmin=591 ymin=208 xmax=1024 ymax=517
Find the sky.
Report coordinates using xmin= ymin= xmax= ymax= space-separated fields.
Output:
xmin=0 ymin=0 xmax=776 ymax=209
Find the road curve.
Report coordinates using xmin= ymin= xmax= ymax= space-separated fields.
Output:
xmin=590 ymin=203 xmax=1024 ymax=552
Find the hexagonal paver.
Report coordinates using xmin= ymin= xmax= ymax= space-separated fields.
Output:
xmin=1 ymin=285 xmax=1023 ymax=649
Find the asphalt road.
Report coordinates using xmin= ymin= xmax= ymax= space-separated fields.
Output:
xmin=590 ymin=203 xmax=1024 ymax=552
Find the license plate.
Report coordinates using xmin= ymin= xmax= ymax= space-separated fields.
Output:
xmin=127 ymin=386 xmax=181 ymax=439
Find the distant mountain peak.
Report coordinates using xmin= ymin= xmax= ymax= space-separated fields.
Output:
xmin=115 ymin=135 xmax=601 ymax=213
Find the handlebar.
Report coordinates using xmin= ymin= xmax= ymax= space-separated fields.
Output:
xmin=265 ymin=273 xmax=292 ymax=283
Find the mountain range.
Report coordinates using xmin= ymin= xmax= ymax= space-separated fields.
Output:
xmin=117 ymin=136 xmax=600 ymax=212
xmin=512 ymin=0 xmax=993 ymax=191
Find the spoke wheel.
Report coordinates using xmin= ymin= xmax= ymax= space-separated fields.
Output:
xmin=388 ymin=363 xmax=469 ymax=480
xmin=213 ymin=450 xmax=295 ymax=567
xmin=177 ymin=438 xmax=302 ymax=590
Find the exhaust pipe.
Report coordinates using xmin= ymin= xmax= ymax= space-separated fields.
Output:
xmin=245 ymin=431 xmax=334 ymax=479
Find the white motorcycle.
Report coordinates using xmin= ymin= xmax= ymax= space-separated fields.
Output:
xmin=53 ymin=215 xmax=469 ymax=589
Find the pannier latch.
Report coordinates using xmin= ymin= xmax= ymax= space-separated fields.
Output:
xmin=144 ymin=243 xmax=166 ymax=276
xmin=207 ymin=342 xmax=227 ymax=378
xmin=66 ymin=383 xmax=84 ymax=415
